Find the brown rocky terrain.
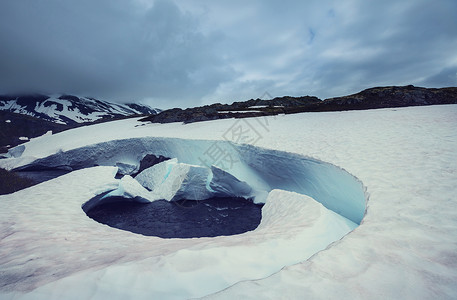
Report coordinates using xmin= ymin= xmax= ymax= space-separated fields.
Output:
xmin=141 ymin=85 xmax=457 ymax=124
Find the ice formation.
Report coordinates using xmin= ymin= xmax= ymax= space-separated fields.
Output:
xmin=5 ymin=137 xmax=366 ymax=223
xmin=209 ymin=165 xmax=252 ymax=198
xmin=104 ymin=158 xmax=254 ymax=205
xmin=139 ymin=160 xmax=213 ymax=201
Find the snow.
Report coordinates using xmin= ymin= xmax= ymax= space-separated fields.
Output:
xmin=5 ymin=119 xmax=11 ymax=123
xmin=33 ymin=96 xmax=108 ymax=124
xmin=1 ymin=104 xmax=457 ymax=299
xmin=217 ymin=110 xmax=262 ymax=113
xmin=248 ymin=105 xmax=268 ymax=108
xmin=248 ymin=105 xmax=283 ymax=108
xmin=0 ymin=183 xmax=355 ymax=300
xmin=18 ymin=137 xmax=29 ymax=141
xmin=0 ymin=100 xmax=31 ymax=115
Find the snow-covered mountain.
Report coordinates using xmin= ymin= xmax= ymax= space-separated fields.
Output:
xmin=0 ymin=94 xmax=161 ymax=125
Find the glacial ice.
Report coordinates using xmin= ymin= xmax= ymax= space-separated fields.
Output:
xmin=82 ymin=175 xmax=152 ymax=212
xmin=209 ymin=165 xmax=252 ymax=198
xmin=104 ymin=158 xmax=254 ymax=205
xmin=7 ymin=144 xmax=25 ymax=158
xmin=103 ymin=175 xmax=152 ymax=201
xmin=134 ymin=158 xmax=178 ymax=191
xmin=7 ymin=137 xmax=366 ymax=223
xmin=150 ymin=161 xmax=213 ymax=201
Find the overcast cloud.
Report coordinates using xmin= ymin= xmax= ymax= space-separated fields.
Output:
xmin=0 ymin=0 xmax=456 ymax=108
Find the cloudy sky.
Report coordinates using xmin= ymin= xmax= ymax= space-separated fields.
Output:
xmin=0 ymin=0 xmax=456 ymax=108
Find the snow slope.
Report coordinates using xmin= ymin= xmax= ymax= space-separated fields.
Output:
xmin=1 ymin=104 xmax=457 ymax=299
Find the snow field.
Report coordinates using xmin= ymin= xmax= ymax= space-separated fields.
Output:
xmin=0 ymin=104 xmax=456 ymax=298
xmin=1 ymin=176 xmax=355 ymax=299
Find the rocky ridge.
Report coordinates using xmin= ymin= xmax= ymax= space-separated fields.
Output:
xmin=141 ymin=85 xmax=457 ymax=123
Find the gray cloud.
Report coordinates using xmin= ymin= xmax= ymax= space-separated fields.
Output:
xmin=0 ymin=0 xmax=456 ymax=108
xmin=420 ymin=67 xmax=457 ymax=87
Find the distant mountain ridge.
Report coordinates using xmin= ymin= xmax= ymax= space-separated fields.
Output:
xmin=141 ymin=85 xmax=457 ymax=124
xmin=0 ymin=94 xmax=161 ymax=125
xmin=305 ymin=85 xmax=457 ymax=112
xmin=2 ymin=85 xmax=456 ymax=154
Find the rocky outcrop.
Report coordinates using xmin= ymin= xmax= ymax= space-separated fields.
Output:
xmin=306 ymin=85 xmax=457 ymax=112
xmin=141 ymin=96 xmax=320 ymax=123
xmin=142 ymin=86 xmax=457 ymax=124
xmin=0 ymin=110 xmax=69 ymax=154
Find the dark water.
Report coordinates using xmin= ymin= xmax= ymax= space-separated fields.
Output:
xmin=86 ymin=197 xmax=263 ymax=238
xmin=14 ymin=170 xmax=71 ymax=184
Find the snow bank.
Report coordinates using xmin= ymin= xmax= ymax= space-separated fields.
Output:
xmin=3 ymin=189 xmax=355 ymax=300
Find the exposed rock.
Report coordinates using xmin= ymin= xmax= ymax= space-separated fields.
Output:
xmin=307 ymin=85 xmax=457 ymax=112
xmin=140 ymin=96 xmax=320 ymax=124
xmin=0 ymin=110 xmax=70 ymax=154
xmin=141 ymin=86 xmax=457 ymax=124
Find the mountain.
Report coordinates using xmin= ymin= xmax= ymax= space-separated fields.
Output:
xmin=141 ymin=95 xmax=321 ymax=123
xmin=141 ymin=85 xmax=457 ymax=123
xmin=0 ymin=94 xmax=161 ymax=125
xmin=0 ymin=94 xmax=161 ymax=153
xmin=0 ymin=110 xmax=69 ymax=154
xmin=304 ymin=85 xmax=457 ymax=112
xmin=2 ymin=85 xmax=456 ymax=152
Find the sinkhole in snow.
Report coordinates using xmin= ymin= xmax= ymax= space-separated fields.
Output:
xmin=85 ymin=196 xmax=263 ymax=238
xmin=13 ymin=137 xmax=367 ymax=240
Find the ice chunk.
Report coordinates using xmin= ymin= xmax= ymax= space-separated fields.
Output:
xmin=83 ymin=175 xmax=153 ymax=211
xmin=209 ymin=165 xmax=252 ymax=198
xmin=104 ymin=175 xmax=152 ymax=201
xmin=135 ymin=159 xmax=213 ymax=201
xmin=136 ymin=160 xmax=253 ymax=201
xmin=7 ymin=144 xmax=25 ymax=158
xmin=153 ymin=162 xmax=213 ymax=201
xmin=135 ymin=158 xmax=178 ymax=191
